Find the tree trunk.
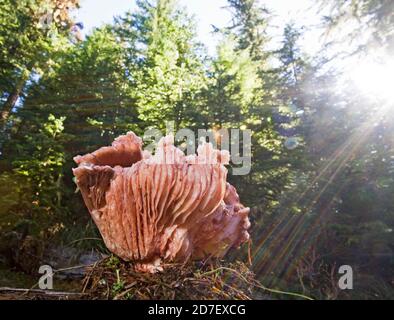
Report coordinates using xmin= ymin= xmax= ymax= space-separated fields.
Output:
xmin=0 ymin=70 xmax=30 ymax=129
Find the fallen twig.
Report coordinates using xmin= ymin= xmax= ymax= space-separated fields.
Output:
xmin=0 ymin=287 xmax=85 ymax=296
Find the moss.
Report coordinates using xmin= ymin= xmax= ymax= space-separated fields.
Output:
xmin=0 ymin=267 xmax=36 ymax=288
xmin=82 ymin=258 xmax=259 ymax=300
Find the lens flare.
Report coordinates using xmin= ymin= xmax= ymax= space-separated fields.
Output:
xmin=349 ymin=59 xmax=394 ymax=102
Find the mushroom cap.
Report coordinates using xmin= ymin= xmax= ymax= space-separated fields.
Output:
xmin=73 ymin=132 xmax=250 ymax=272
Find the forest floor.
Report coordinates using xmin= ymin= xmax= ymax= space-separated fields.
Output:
xmin=0 ymin=258 xmax=269 ymax=300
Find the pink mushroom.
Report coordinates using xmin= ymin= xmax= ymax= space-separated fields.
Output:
xmin=73 ymin=132 xmax=250 ymax=272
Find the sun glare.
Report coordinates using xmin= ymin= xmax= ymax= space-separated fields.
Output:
xmin=349 ymin=58 xmax=394 ymax=102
